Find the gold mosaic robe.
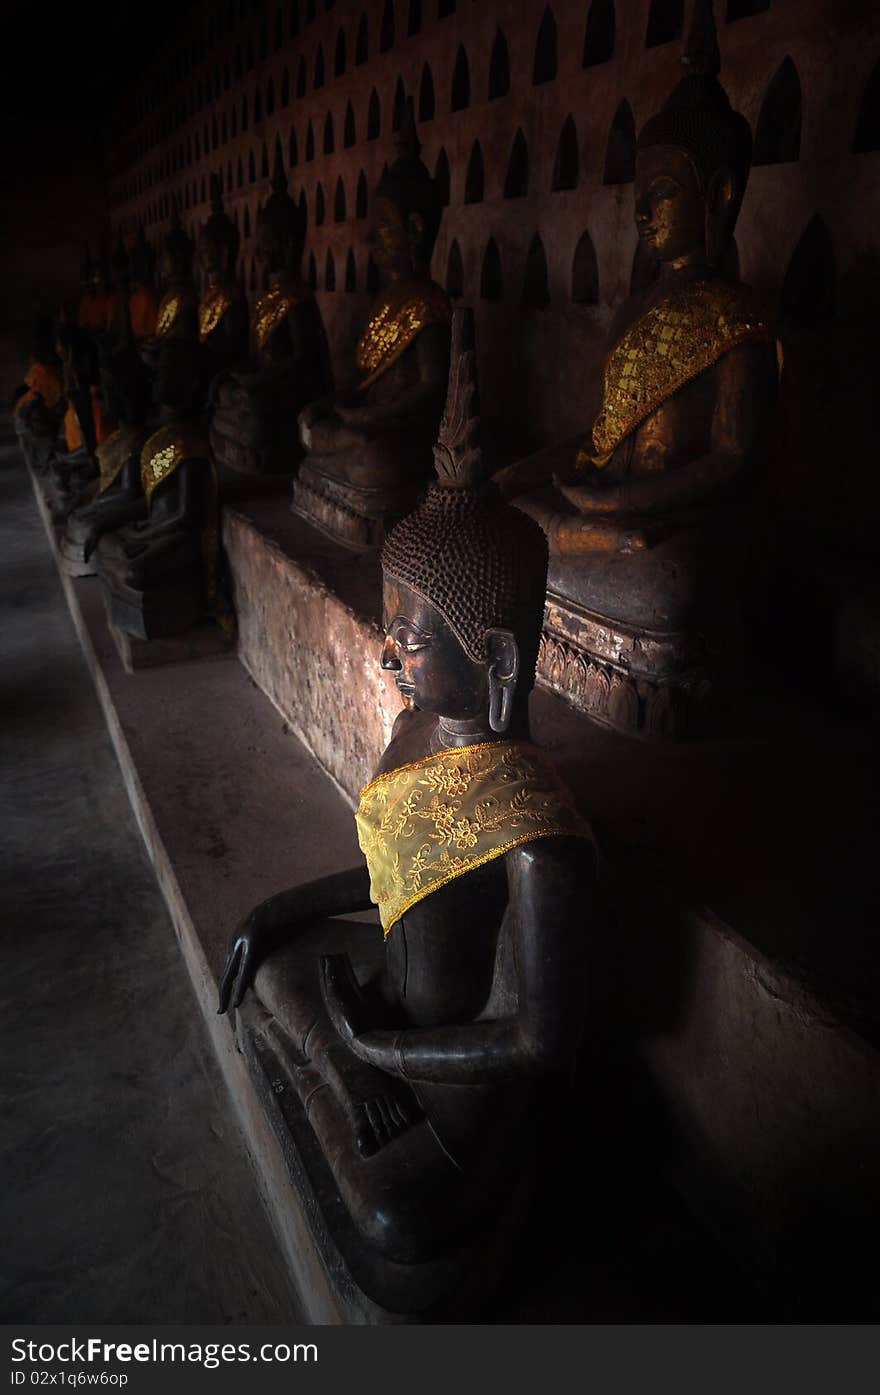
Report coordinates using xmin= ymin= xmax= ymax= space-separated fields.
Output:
xmin=355 ymin=280 xmax=451 ymax=392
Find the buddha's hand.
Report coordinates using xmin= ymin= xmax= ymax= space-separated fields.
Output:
xmin=334 ymin=403 xmax=370 ymax=429
xmin=82 ymin=528 xmax=102 ymax=563
xmin=218 ymin=909 xmax=273 ymax=1013
xmin=554 ymin=474 xmax=624 ymax=515
xmin=320 ymin=953 xmax=374 ymax=1046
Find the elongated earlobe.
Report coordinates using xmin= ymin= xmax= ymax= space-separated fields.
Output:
xmin=486 ymin=628 xmax=519 ymax=734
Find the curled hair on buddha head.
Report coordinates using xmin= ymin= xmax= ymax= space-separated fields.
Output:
xmin=202 ymin=172 xmax=240 ymax=274
xmin=258 ymin=138 xmax=306 ymax=266
xmin=382 ymin=308 xmax=549 ymax=703
xmin=164 ymin=201 xmax=194 ymax=281
xmin=375 ymin=97 xmax=442 ymax=267
xmin=637 ymin=0 xmax=752 ymax=252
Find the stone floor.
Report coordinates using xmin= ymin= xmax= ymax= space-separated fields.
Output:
xmin=0 ymin=431 xmax=301 ymax=1323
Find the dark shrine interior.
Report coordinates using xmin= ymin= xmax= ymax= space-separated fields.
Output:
xmin=1 ymin=0 xmax=879 ymax=1329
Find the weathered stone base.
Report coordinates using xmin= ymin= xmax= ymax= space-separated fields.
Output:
xmin=538 ymin=590 xmax=711 ymax=739
xmin=108 ymin=616 xmax=234 ymax=674
xmin=101 ymin=572 xmax=206 ymax=643
xmin=210 ymin=417 xmax=300 ymax=477
xmin=290 ymin=469 xmax=384 ymax=552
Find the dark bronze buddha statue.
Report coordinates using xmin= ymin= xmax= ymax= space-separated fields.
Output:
xmin=95 ymin=339 xmax=228 ymax=640
xmin=209 ymin=141 xmax=329 ymax=475
xmin=498 ymin=0 xmax=779 ymax=737
xmin=292 ymin=99 xmax=451 ymax=551
xmin=13 ymin=314 xmax=65 ymax=473
xmin=198 ymin=174 xmax=248 ymax=381
xmin=145 ymin=206 xmax=199 ymax=364
xmin=59 ymin=346 xmax=155 ymax=576
xmin=219 ymin=312 xmax=594 ymax=1312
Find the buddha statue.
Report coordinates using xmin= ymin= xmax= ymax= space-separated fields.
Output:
xmin=218 ymin=311 xmax=594 ymax=1312
xmin=44 ymin=316 xmax=101 ymax=519
xmin=292 ymin=99 xmax=451 ymax=551
xmin=94 ymin=338 xmax=228 ymax=640
xmin=59 ymin=346 xmax=155 ymax=576
xmin=110 ymin=229 xmax=131 ymax=340
xmin=13 ymin=314 xmax=65 ymax=472
xmin=197 ymin=174 xmax=248 ymax=383
xmin=128 ymin=225 xmax=159 ymax=343
xmin=497 ymin=0 xmax=779 ymax=737
xmin=144 ymin=206 xmax=199 ymax=368
xmin=209 ymin=141 xmax=329 ymax=475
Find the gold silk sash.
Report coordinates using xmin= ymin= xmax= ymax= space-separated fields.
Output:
xmin=95 ymin=423 xmax=146 ymax=495
xmin=577 ymin=279 xmax=776 ymax=470
xmin=140 ymin=421 xmax=210 ymax=504
xmin=155 ymin=288 xmax=195 ymax=340
xmin=198 ymin=285 xmax=234 ymax=342
xmin=355 ymin=281 xmax=451 ymax=392
xmin=252 ymin=283 xmax=300 ymax=353
xmin=355 ymin=740 xmax=591 ymax=935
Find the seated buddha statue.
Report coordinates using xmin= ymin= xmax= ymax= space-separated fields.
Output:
xmin=292 ymin=99 xmax=451 ymax=551
xmin=43 ymin=317 xmax=101 ymax=520
xmin=95 ymin=339 xmax=228 ymax=640
xmin=498 ymin=0 xmax=779 ymax=738
xmin=13 ymin=314 xmax=65 ymax=472
xmin=197 ymin=174 xmax=248 ymax=384
xmin=141 ymin=207 xmax=199 ymax=374
xmin=128 ymin=225 xmax=159 ymax=344
xmin=59 ymin=346 xmax=155 ymax=576
xmin=218 ymin=312 xmax=594 ymax=1309
xmin=209 ymin=143 xmax=329 ymax=476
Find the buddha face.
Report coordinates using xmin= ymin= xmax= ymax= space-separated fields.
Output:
xmin=381 ymin=580 xmax=487 ymax=720
xmin=634 ymin=146 xmax=707 ymax=266
xmin=200 ymin=232 xmax=226 ymax=281
xmin=370 ymin=195 xmax=411 ymax=277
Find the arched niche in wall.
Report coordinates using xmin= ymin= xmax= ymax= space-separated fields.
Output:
xmin=231 ymin=105 xmax=238 ymax=139
xmin=289 ymin=0 xmax=300 ymax=37
xmin=434 ymin=148 xmax=450 ymax=206
xmin=289 ymin=127 xmax=299 ymax=166
xmin=645 ymin=0 xmax=682 ymax=48
xmin=305 ymin=119 xmax=315 ymax=161
xmin=334 ymin=28 xmax=347 ymax=77
xmin=488 ymin=29 xmax=510 ymax=100
xmin=464 ymin=141 xmax=484 ymax=204
xmin=419 ymin=64 xmax=435 ymax=122
xmin=451 ymin=45 xmax=470 ymax=112
xmin=366 ymin=254 xmax=380 ymax=292
xmin=438 ymin=0 xmax=455 ymax=15
xmin=603 ymin=99 xmax=636 ymax=184
xmin=523 ymin=234 xmax=550 ymax=308
xmin=243 ymin=205 xmax=251 ymax=238
xmin=583 ymin=0 xmax=615 ymax=67
xmin=393 ymin=77 xmax=406 ymax=132
xmin=380 ymin=0 xmax=395 ymax=53
xmin=367 ymin=89 xmax=381 ymax=140
xmin=212 ymin=114 xmax=219 ymax=150
xmin=324 ymin=111 xmax=335 ymax=155
xmin=408 ymin=0 xmax=422 ymax=36
xmin=504 ymin=129 xmax=529 ymax=198
xmin=261 ymin=140 xmax=269 ymax=177
xmin=533 ymin=7 xmax=558 ymax=85
xmin=355 ymin=12 xmax=368 ymax=65
xmin=446 ymin=239 xmax=464 ymax=298
xmin=344 ymin=101 xmax=356 ymax=148
xmin=235 ymin=45 xmax=243 ymax=81
xmin=307 ymin=251 xmax=317 ymax=291
xmin=281 ymin=68 xmax=290 ymax=108
xmin=250 ymin=257 xmax=257 ymax=292
xmin=552 ymin=116 xmax=579 ymax=191
xmin=315 ymin=182 xmax=326 ymax=226
xmin=780 ymin=215 xmax=835 ymax=329
xmin=726 ymin=0 xmax=770 ymax=19
xmin=325 ymin=248 xmax=336 ymax=291
xmin=267 ymin=78 xmax=276 ymax=117
xmin=298 ymin=189 xmax=308 ymax=228
xmin=254 ymin=88 xmax=262 ymax=123
xmin=248 ymin=148 xmax=256 ymax=183
xmin=275 ymin=6 xmax=283 ymax=49
xmin=314 ymin=43 xmax=325 ymax=90
xmin=481 ymin=239 xmax=502 ymax=301
xmin=356 ymin=170 xmax=368 ymax=219
xmin=334 ymin=176 xmax=347 ymax=221
xmin=345 ymin=248 xmax=357 ymax=291
xmin=260 ymin=20 xmax=268 ymax=61
xmin=572 ymin=231 xmax=599 ymax=303
xmin=753 ymin=56 xmax=802 ymax=164
xmin=296 ymin=57 xmax=306 ymax=99
xmin=237 ymin=154 xmax=244 ymax=188
xmin=853 ymin=59 xmax=880 ymax=153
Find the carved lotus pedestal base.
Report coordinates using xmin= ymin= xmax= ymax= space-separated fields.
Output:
xmin=538 ymin=591 xmax=711 ymax=739
xmin=210 ymin=411 xmax=300 ymax=477
xmin=291 ymin=462 xmax=421 ymax=553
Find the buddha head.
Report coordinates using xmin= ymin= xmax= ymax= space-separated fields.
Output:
xmin=370 ymin=98 xmax=441 ymax=282
xmin=200 ymin=173 xmax=240 ymax=284
xmin=634 ymin=0 xmax=752 ymax=272
xmin=154 ymin=338 xmax=204 ymax=420
xmin=256 ymin=140 xmax=306 ymax=278
xmin=161 ymin=203 xmax=194 ymax=286
xmin=381 ymin=311 xmax=548 ymax=736
xmin=130 ymin=225 xmax=156 ymax=287
xmin=112 ymin=229 xmax=131 ymax=296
